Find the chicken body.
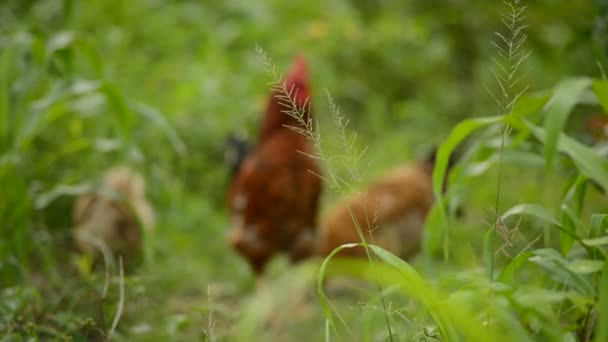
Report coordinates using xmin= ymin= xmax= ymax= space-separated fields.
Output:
xmin=318 ymin=162 xmax=433 ymax=259
xmin=227 ymin=56 xmax=322 ymax=275
xmin=73 ymin=166 xmax=155 ymax=263
xmin=318 ymin=151 xmax=455 ymax=260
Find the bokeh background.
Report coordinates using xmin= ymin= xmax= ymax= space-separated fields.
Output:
xmin=1 ymin=0 xmax=607 ymax=340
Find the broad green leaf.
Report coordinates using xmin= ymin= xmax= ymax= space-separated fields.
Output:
xmin=0 ymin=166 xmax=31 ymax=283
xmin=34 ymin=183 xmax=92 ymax=209
xmin=101 ymin=83 xmax=134 ymax=146
xmin=46 ymin=31 xmax=76 ymax=59
xmin=559 ymin=212 xmax=576 ymax=255
xmin=560 ymin=175 xmax=587 ymax=254
xmin=588 ymin=214 xmax=607 ymax=238
xmin=592 ymin=80 xmax=608 ymax=113
xmin=513 ymin=287 xmax=570 ymax=309
xmin=566 ymin=259 xmax=604 ymax=274
xmin=542 ymin=77 xmax=592 ymax=168
xmin=503 ymin=94 xmax=550 ymax=147
xmin=422 ymin=198 xmax=447 ymax=258
xmin=498 ymin=251 xmax=533 ymax=285
xmin=581 ymin=216 xmax=608 ymax=259
xmin=510 ymin=94 xmax=551 ymax=120
xmin=502 ymin=203 xmax=560 ymax=227
xmin=79 ymin=39 xmax=104 ymax=78
xmin=318 ymin=244 xmax=524 ymax=342
xmin=433 ymin=116 xmax=504 ymax=198
xmin=581 ymin=236 xmax=608 ymax=247
xmin=597 ymin=261 xmax=608 ymax=341
xmin=513 ymin=287 xmax=590 ymax=320
xmin=526 ymin=121 xmax=608 ymax=193
xmin=370 ymin=244 xmax=528 ymax=342
xmin=0 ymin=49 xmax=12 ymax=152
xmin=430 ymin=116 xmax=504 ymax=261
xmin=529 ymin=249 xmax=595 ymax=296
xmin=369 ymin=244 xmax=418 ymax=275
xmin=465 ymin=151 xmax=543 ymax=177
xmin=501 ymin=203 xmax=594 ymax=259
xmin=317 ymin=243 xmax=359 ymax=336
xmin=130 ymin=102 xmax=186 ymax=155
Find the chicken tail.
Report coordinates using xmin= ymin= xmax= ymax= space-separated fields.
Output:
xmin=424 ymin=146 xmax=459 ymax=172
xmin=224 ymin=133 xmax=251 ymax=180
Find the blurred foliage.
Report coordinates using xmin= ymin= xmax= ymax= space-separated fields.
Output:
xmin=1 ymin=0 xmax=608 ymax=340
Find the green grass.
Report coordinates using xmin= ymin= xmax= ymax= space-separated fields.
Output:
xmin=1 ymin=0 xmax=608 ymax=340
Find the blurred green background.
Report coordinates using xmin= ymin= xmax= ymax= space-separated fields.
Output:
xmin=1 ymin=0 xmax=607 ymax=340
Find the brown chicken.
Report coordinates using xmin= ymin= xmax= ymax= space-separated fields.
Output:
xmin=227 ymin=56 xmax=322 ymax=275
xmin=73 ymin=166 xmax=155 ymax=264
xmin=584 ymin=114 xmax=608 ymax=143
xmin=317 ymin=150 xmax=456 ymax=260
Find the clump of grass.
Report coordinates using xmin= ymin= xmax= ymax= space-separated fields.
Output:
xmin=484 ymin=0 xmax=531 ymax=279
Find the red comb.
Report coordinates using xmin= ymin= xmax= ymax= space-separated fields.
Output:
xmin=259 ymin=54 xmax=312 ymax=140
xmin=284 ymin=55 xmax=309 ymax=90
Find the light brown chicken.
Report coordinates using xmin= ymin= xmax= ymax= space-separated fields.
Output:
xmin=227 ymin=56 xmax=322 ymax=275
xmin=318 ymin=150 xmax=456 ymax=260
xmin=73 ymin=166 xmax=155 ymax=264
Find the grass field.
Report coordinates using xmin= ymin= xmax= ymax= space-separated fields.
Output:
xmin=2 ymin=0 xmax=608 ymax=341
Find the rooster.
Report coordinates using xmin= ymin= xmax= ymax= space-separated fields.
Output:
xmin=317 ymin=149 xmax=457 ymax=260
xmin=73 ymin=166 xmax=155 ymax=265
xmin=224 ymin=133 xmax=251 ymax=184
xmin=227 ymin=56 xmax=322 ymax=275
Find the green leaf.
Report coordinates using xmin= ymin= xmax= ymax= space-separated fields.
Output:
xmin=430 ymin=116 xmax=504 ymax=260
xmin=512 ymin=287 xmax=570 ymax=309
xmin=582 ymin=215 xmax=608 ymax=260
xmin=560 ymin=175 xmax=587 ymax=254
xmin=465 ymin=151 xmax=543 ymax=177
xmin=101 ymin=83 xmax=134 ymax=146
xmin=502 ymin=203 xmax=560 ymax=227
xmin=542 ymin=77 xmax=592 ymax=168
xmin=529 ymin=248 xmax=595 ymax=296
xmin=597 ymin=261 xmax=608 ymax=341
xmin=566 ymin=259 xmax=604 ymax=274
xmin=526 ymin=121 xmax=608 ymax=193
xmin=498 ymin=251 xmax=532 ymax=285
xmin=588 ymin=214 xmax=607 ymax=239
xmin=433 ymin=116 xmax=504 ymax=198
xmin=34 ymin=183 xmax=91 ymax=209
xmin=592 ymin=80 xmax=608 ymax=113
xmin=46 ymin=31 xmax=77 ymax=59
xmin=0 ymin=48 xmax=12 ymax=152
xmin=510 ymin=94 xmax=550 ymax=120
xmin=317 ymin=244 xmax=525 ymax=342
xmin=130 ymin=102 xmax=186 ymax=155
xmin=317 ymin=243 xmax=359 ymax=336
xmin=581 ymin=236 xmax=608 ymax=247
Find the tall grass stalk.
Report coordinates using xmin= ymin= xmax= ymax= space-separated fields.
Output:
xmin=204 ymin=285 xmax=218 ymax=342
xmin=484 ymin=0 xmax=530 ymax=280
xmin=255 ymin=46 xmax=394 ymax=341
xmin=107 ymin=256 xmax=125 ymax=341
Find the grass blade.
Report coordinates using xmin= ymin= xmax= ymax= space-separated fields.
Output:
xmin=596 ymin=261 xmax=608 ymax=341
xmin=430 ymin=116 xmax=504 ymax=260
xmin=592 ymin=79 xmax=608 ymax=113
xmin=542 ymin=77 xmax=592 ymax=168
xmin=526 ymin=121 xmax=608 ymax=193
